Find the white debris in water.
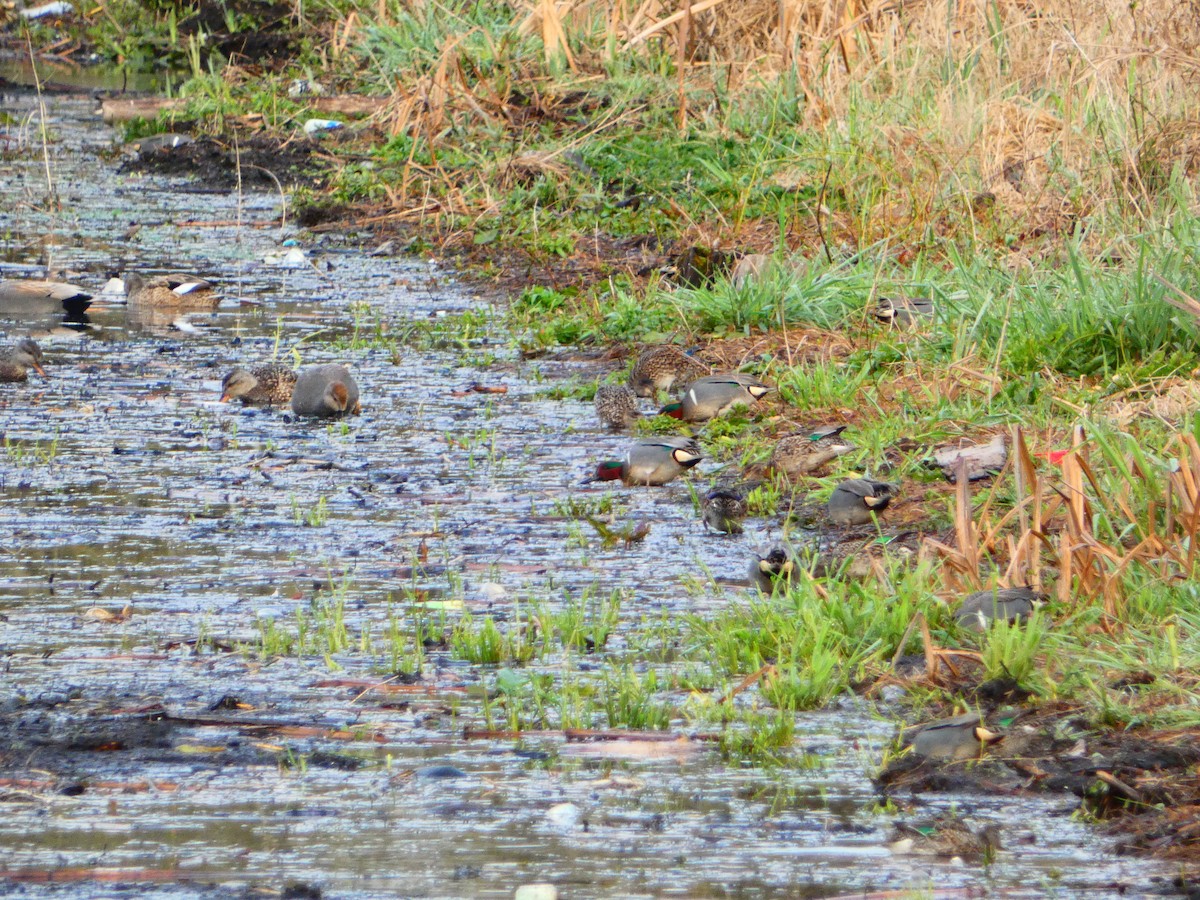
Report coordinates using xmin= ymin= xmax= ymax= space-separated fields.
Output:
xmin=263 ymin=247 xmax=309 ymax=268
xmin=513 ymin=885 xmax=558 ymax=900
xmin=171 ymin=317 xmax=199 ymax=334
xmin=479 ymin=582 xmax=507 ymax=602
xmin=544 ymin=802 xmax=580 ymax=830
xmin=19 ymin=2 xmax=73 ymax=19
xmin=99 ymin=277 xmax=126 ymax=296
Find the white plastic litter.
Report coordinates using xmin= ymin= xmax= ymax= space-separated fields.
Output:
xmin=303 ymin=118 xmax=343 ymax=135
xmin=19 ymin=2 xmax=73 ymax=20
xmin=263 ymin=247 xmax=309 ymax=268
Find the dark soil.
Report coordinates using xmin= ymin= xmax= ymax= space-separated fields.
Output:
xmin=0 ymin=0 xmax=302 ymax=69
xmin=179 ymin=1 xmax=298 ymax=65
xmin=121 ymin=136 xmax=330 ymax=190
xmin=877 ymin=668 xmax=1200 ymax=879
xmin=0 ymin=694 xmax=372 ymax=778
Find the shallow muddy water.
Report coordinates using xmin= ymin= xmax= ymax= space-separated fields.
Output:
xmin=0 ymin=86 xmax=1178 ymax=898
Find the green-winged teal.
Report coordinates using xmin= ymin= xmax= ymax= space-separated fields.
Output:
xmin=291 ymin=364 xmax=361 ymax=418
xmin=827 ymin=478 xmax=899 ymax=526
xmin=702 ymin=488 xmax=747 ymax=534
xmin=955 ymin=586 xmax=1045 ymax=632
xmin=588 ymin=436 xmax=702 ymax=486
xmin=888 ymin=816 xmax=1002 ymax=862
xmin=659 ymin=373 xmax=772 ymax=422
xmin=221 ymin=364 xmax=298 ymax=406
xmin=125 ymin=273 xmax=219 ymax=309
xmin=0 ymin=338 xmax=46 ymax=382
xmin=750 ymin=547 xmax=794 ymax=593
xmin=594 ymin=383 xmax=640 ymax=430
xmin=628 ymin=345 xmax=711 ymax=397
xmin=910 ymin=712 xmax=1002 ymax=761
xmin=0 ymin=280 xmax=92 ymax=318
xmin=874 ymin=296 xmax=934 ymax=327
xmin=770 ymin=425 xmax=856 ymax=478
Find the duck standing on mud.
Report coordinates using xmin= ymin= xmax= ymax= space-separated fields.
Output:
xmin=827 ymin=478 xmax=900 ymax=526
xmin=910 ymin=712 xmax=1003 ymax=761
xmin=770 ymin=425 xmax=856 ymax=478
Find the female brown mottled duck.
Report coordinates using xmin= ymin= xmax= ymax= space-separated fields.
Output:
xmin=628 ymin=345 xmax=710 ymax=397
xmin=220 ymin=364 xmax=298 ymax=406
xmin=594 ymin=383 xmax=640 ymax=429
xmin=0 ymin=338 xmax=46 ymax=382
xmin=125 ymin=273 xmax=219 ymax=309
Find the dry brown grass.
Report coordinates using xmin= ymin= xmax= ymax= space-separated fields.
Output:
xmin=922 ymin=426 xmax=1200 ymax=625
xmin=503 ymin=1 xmax=1200 ymax=249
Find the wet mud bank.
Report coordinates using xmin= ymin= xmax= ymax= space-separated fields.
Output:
xmin=0 ymin=82 xmax=1192 ymax=899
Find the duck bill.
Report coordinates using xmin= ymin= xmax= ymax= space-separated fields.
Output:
xmin=32 ymin=362 xmax=47 ymax=377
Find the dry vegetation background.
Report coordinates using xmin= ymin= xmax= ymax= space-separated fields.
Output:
xmin=359 ymin=0 xmax=1200 ymax=256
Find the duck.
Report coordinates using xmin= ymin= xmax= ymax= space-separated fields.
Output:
xmin=955 ymin=586 xmax=1046 ymax=632
xmin=888 ymin=815 xmax=1002 ymax=862
xmin=658 ymin=373 xmax=772 ymax=422
xmin=0 ymin=338 xmax=46 ymax=382
xmin=702 ymin=488 xmax=747 ymax=534
xmin=770 ymin=425 xmax=856 ymax=478
xmin=290 ymin=364 xmax=361 ymax=418
xmin=594 ymin=383 xmax=640 ymax=430
xmin=750 ymin=547 xmax=794 ymax=593
xmin=909 ymin=712 xmax=1003 ymax=761
xmin=628 ymin=345 xmax=711 ymax=398
xmin=587 ymin=437 xmax=702 ymax=486
xmin=0 ymin=280 xmax=92 ymax=318
xmin=827 ymin=478 xmax=899 ymax=526
xmin=124 ymin=272 xmax=219 ymax=309
xmin=874 ymin=296 xmax=934 ymax=328
xmin=221 ymin=364 xmax=298 ymax=406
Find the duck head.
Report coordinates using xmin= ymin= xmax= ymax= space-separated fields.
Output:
xmin=658 ymin=401 xmax=684 ymax=419
xmin=220 ymin=368 xmax=257 ymax=402
xmin=326 ymin=381 xmax=351 ymax=412
xmin=584 ymin=460 xmax=626 ymax=484
xmin=14 ymin=339 xmax=45 ymax=376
